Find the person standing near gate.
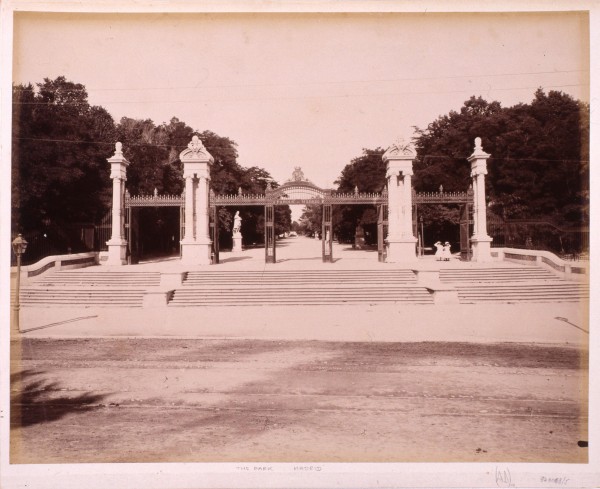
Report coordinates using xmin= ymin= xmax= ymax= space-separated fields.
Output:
xmin=442 ymin=241 xmax=452 ymax=261
xmin=434 ymin=241 xmax=443 ymax=261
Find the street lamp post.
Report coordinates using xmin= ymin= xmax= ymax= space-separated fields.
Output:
xmin=419 ymin=215 xmax=424 ymax=256
xmin=12 ymin=234 xmax=28 ymax=334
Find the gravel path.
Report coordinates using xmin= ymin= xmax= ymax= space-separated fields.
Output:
xmin=10 ymin=337 xmax=588 ymax=464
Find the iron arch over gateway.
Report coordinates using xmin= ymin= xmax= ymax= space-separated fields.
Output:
xmin=104 ymin=136 xmax=492 ymax=266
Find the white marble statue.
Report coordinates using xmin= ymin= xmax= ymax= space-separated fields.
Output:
xmin=233 ymin=211 xmax=242 ymax=235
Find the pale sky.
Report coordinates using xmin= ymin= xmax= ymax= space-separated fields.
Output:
xmin=13 ymin=11 xmax=589 ymax=189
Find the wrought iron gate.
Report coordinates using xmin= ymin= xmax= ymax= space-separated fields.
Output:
xmin=412 ymin=187 xmax=474 ymax=260
xmin=123 ymin=190 xmax=184 ymax=264
xmin=459 ymin=202 xmax=473 ymax=260
xmin=322 ymin=204 xmax=333 ymax=263
xmin=210 ymin=205 xmax=219 ymax=264
xmin=377 ymin=203 xmax=388 ymax=262
xmin=265 ymin=204 xmax=276 ymax=263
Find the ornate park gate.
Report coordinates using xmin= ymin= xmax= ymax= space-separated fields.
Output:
xmin=115 ymin=181 xmax=473 ymax=264
xmin=124 ymin=189 xmax=184 ymax=264
xmin=412 ymin=186 xmax=475 ymax=260
xmin=104 ymin=136 xmax=493 ymax=266
xmin=210 ymin=168 xmax=388 ymax=264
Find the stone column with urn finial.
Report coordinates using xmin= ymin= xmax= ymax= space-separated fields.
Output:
xmin=105 ymin=142 xmax=130 ymax=265
xmin=382 ymin=138 xmax=418 ymax=262
xmin=468 ymin=137 xmax=493 ymax=262
xmin=179 ymin=135 xmax=214 ymax=265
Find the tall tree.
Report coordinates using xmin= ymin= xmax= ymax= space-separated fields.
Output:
xmin=12 ymin=77 xmax=116 ymax=234
xmin=414 ymin=91 xmax=589 ymax=222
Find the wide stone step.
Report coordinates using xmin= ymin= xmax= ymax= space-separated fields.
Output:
xmin=455 ymin=283 xmax=588 ymax=303
xmin=184 ymin=278 xmax=417 ymax=286
xmin=170 ymin=285 xmax=433 ymax=306
xmin=440 ymin=268 xmax=558 ymax=282
xmin=184 ymin=270 xmax=416 ymax=283
xmin=32 ymin=271 xmax=161 ymax=286
xmin=19 ymin=287 xmax=145 ymax=307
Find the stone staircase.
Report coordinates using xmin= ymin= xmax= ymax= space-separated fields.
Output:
xmin=440 ymin=267 xmax=558 ymax=283
xmin=13 ymin=264 xmax=588 ymax=307
xmin=18 ymin=287 xmax=147 ymax=307
xmin=440 ymin=266 xmax=588 ymax=303
xmin=30 ymin=270 xmax=161 ymax=287
xmin=170 ymin=269 xmax=433 ymax=306
xmin=17 ymin=270 xmax=161 ymax=307
xmin=453 ymin=282 xmax=589 ymax=303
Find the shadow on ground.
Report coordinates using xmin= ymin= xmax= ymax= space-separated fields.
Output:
xmin=11 ymin=369 xmax=107 ymax=428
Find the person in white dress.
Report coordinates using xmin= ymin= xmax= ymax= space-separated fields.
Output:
xmin=434 ymin=241 xmax=443 ymax=261
xmin=442 ymin=241 xmax=452 ymax=261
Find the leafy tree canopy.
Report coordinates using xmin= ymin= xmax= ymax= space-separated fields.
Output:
xmin=12 ymin=76 xmax=116 ymax=232
xmin=12 ymin=77 xmax=290 ymax=251
xmin=323 ymin=89 xmax=589 ymax=245
xmin=414 ymin=90 xmax=589 ymax=221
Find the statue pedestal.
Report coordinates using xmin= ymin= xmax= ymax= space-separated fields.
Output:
xmin=471 ymin=235 xmax=493 ymax=262
xmin=181 ymin=239 xmax=212 ymax=265
xmin=232 ymin=235 xmax=243 ymax=253
xmin=105 ymin=239 xmax=128 ymax=265
xmin=386 ymin=236 xmax=418 ymax=263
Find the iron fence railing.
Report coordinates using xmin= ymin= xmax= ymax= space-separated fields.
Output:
xmin=95 ymin=210 xmax=112 ymax=252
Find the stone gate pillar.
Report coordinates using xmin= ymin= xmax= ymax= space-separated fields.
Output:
xmin=382 ymin=139 xmax=417 ymax=262
xmin=179 ymin=135 xmax=214 ymax=265
xmin=468 ymin=137 xmax=493 ymax=262
xmin=106 ymin=142 xmax=130 ymax=265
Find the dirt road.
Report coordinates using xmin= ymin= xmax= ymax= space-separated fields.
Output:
xmin=10 ymin=338 xmax=587 ymax=463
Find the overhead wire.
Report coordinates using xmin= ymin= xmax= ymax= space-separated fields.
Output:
xmin=11 ymin=68 xmax=588 ymax=92
xmin=10 ymin=137 xmax=590 ymax=164
xmin=11 ymin=82 xmax=590 ymax=106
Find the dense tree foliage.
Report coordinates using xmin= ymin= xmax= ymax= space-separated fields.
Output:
xmin=316 ymin=89 xmax=589 ymax=248
xmin=12 ymin=77 xmax=116 ymax=233
xmin=414 ymin=90 xmax=589 ymax=222
xmin=114 ymin=119 xmax=292 ymax=249
xmin=13 ymin=78 xmax=586 ymax=259
xmin=12 ymin=76 xmax=290 ymax=259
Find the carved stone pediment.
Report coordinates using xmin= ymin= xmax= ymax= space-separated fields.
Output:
xmin=382 ymin=138 xmax=416 ymax=160
xmin=179 ymin=135 xmax=213 ymax=162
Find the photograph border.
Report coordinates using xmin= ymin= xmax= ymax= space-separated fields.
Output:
xmin=1 ymin=1 xmax=598 ymax=488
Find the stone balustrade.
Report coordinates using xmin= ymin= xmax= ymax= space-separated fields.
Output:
xmin=11 ymin=252 xmax=99 ymax=282
xmin=492 ymin=247 xmax=588 ymax=281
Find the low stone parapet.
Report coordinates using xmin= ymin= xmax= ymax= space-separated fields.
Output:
xmin=12 ymin=252 xmax=99 ymax=283
xmin=492 ymin=247 xmax=588 ymax=282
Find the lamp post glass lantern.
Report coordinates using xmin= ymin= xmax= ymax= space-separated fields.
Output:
xmin=12 ymin=234 xmax=28 ymax=333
